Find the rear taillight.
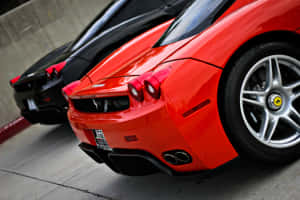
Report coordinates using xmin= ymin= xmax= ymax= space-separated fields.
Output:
xmin=144 ymin=76 xmax=160 ymax=99
xmin=9 ymin=75 xmax=21 ymax=87
xmin=128 ymin=79 xmax=144 ymax=102
xmin=45 ymin=61 xmax=67 ymax=79
xmin=62 ymin=80 xmax=81 ymax=101
xmin=128 ymin=68 xmax=171 ymax=101
xmin=144 ymin=68 xmax=171 ymax=99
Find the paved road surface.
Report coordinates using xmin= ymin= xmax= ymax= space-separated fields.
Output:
xmin=0 ymin=124 xmax=299 ymax=200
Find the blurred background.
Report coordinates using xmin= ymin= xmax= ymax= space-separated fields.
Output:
xmin=0 ymin=0 xmax=110 ymax=127
xmin=1 ymin=0 xmax=30 ymax=15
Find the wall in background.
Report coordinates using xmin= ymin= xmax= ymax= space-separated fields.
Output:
xmin=0 ymin=0 xmax=30 ymax=15
xmin=0 ymin=0 xmax=111 ymax=127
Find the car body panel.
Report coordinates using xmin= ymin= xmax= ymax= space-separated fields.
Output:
xmin=73 ymin=36 xmax=192 ymax=96
xmin=167 ymin=0 xmax=300 ymax=67
xmin=69 ymin=0 xmax=130 ymax=52
xmin=18 ymin=42 xmax=72 ymax=79
xmin=160 ymin=60 xmax=238 ymax=169
xmin=73 ymin=20 xmax=174 ymax=94
xmin=62 ymin=2 xmax=191 ymax=84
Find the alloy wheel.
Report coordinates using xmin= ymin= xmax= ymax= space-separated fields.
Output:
xmin=240 ymin=55 xmax=300 ymax=148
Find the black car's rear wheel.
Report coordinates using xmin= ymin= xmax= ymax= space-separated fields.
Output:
xmin=220 ymin=42 xmax=300 ymax=164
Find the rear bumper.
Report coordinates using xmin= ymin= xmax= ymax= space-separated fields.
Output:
xmin=79 ymin=143 xmax=175 ymax=176
xmin=69 ymin=99 xmax=237 ymax=175
xmin=14 ymin=78 xmax=67 ymax=124
xmin=21 ymin=107 xmax=67 ymax=124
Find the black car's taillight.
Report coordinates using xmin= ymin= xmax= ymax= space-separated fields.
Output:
xmin=45 ymin=61 xmax=67 ymax=79
xmin=9 ymin=75 xmax=21 ymax=87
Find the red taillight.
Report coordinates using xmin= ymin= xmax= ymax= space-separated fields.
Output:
xmin=127 ymin=73 xmax=152 ymax=102
xmin=144 ymin=68 xmax=171 ymax=99
xmin=45 ymin=61 xmax=67 ymax=79
xmin=128 ymin=69 xmax=171 ymax=101
xmin=128 ymin=79 xmax=144 ymax=102
xmin=10 ymin=75 xmax=21 ymax=87
xmin=62 ymin=80 xmax=81 ymax=101
xmin=144 ymin=76 xmax=160 ymax=99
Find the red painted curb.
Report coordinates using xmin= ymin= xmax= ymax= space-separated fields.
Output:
xmin=0 ymin=117 xmax=31 ymax=144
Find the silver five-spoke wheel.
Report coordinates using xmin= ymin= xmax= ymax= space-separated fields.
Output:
xmin=240 ymin=55 xmax=300 ymax=148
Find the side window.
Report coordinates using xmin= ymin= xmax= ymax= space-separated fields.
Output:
xmin=155 ymin=0 xmax=234 ymax=47
xmin=70 ymin=0 xmax=128 ymax=52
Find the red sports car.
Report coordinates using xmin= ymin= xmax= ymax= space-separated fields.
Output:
xmin=65 ymin=0 xmax=300 ymax=176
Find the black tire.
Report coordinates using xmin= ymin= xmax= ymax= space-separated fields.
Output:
xmin=220 ymin=41 xmax=300 ymax=164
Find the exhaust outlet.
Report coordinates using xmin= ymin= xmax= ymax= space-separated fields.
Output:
xmin=163 ymin=154 xmax=179 ymax=165
xmin=163 ymin=150 xmax=192 ymax=165
xmin=174 ymin=151 xmax=191 ymax=163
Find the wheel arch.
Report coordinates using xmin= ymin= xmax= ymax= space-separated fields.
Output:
xmin=219 ymin=30 xmax=300 ymax=94
xmin=217 ymin=30 xmax=300 ymax=149
xmin=223 ymin=30 xmax=300 ymax=73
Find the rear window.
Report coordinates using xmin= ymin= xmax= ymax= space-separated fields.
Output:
xmin=70 ymin=0 xmax=128 ymax=52
xmin=155 ymin=0 xmax=234 ymax=47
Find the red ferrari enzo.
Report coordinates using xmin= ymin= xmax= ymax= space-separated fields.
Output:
xmin=66 ymin=0 xmax=300 ymax=176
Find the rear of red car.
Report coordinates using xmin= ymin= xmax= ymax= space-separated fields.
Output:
xmin=66 ymin=5 xmax=241 ymax=174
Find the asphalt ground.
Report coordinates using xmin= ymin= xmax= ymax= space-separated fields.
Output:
xmin=0 ymin=124 xmax=299 ymax=200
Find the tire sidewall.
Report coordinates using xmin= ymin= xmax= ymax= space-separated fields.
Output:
xmin=222 ymin=42 xmax=300 ymax=163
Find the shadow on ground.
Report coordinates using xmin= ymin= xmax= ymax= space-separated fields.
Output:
xmin=95 ymin=158 xmax=290 ymax=200
xmin=1 ymin=124 xmax=298 ymax=200
xmin=43 ymin=124 xmax=295 ymax=200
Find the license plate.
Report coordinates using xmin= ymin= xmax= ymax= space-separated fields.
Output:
xmin=27 ymin=99 xmax=38 ymax=111
xmin=93 ymin=129 xmax=112 ymax=151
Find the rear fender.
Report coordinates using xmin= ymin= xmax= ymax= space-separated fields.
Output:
xmin=167 ymin=0 xmax=300 ymax=68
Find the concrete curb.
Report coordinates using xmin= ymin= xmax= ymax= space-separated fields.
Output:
xmin=0 ymin=117 xmax=31 ymax=144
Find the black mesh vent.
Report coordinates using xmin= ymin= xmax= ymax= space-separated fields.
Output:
xmin=72 ymin=96 xmax=130 ymax=113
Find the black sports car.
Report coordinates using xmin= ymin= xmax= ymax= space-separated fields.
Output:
xmin=10 ymin=0 xmax=192 ymax=124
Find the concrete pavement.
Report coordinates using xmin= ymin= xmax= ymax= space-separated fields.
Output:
xmin=0 ymin=124 xmax=299 ymax=200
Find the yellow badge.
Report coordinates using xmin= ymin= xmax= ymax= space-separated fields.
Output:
xmin=274 ymin=96 xmax=282 ymax=107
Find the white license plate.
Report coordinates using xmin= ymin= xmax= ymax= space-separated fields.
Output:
xmin=93 ymin=129 xmax=112 ymax=151
xmin=27 ymin=99 xmax=38 ymax=111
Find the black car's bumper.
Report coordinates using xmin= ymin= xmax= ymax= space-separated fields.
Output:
xmin=14 ymin=77 xmax=68 ymax=124
xmin=21 ymin=106 xmax=67 ymax=124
